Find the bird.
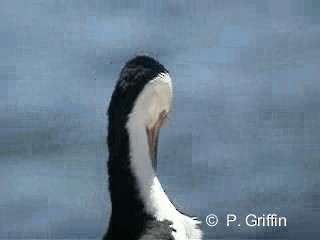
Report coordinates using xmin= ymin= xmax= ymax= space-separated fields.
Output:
xmin=103 ymin=55 xmax=203 ymax=240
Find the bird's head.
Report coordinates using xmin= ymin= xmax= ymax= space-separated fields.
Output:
xmin=130 ymin=72 xmax=172 ymax=170
xmin=108 ymin=56 xmax=172 ymax=171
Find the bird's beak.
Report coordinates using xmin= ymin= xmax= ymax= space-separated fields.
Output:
xmin=146 ymin=110 xmax=168 ymax=172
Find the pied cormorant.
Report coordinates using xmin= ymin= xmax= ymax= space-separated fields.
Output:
xmin=103 ymin=56 xmax=203 ymax=240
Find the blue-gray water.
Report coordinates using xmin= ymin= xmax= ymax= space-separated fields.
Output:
xmin=1 ymin=1 xmax=319 ymax=239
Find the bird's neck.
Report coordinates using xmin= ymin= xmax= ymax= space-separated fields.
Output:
xmin=126 ymin=123 xmax=203 ymax=240
xmin=126 ymin=119 xmax=178 ymax=221
xmin=107 ymin=120 xmax=203 ymax=239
